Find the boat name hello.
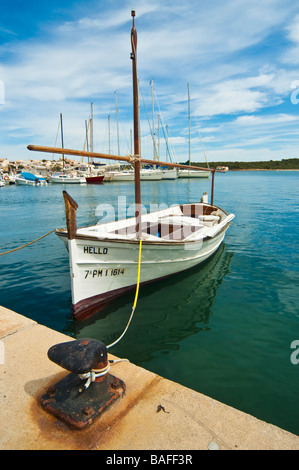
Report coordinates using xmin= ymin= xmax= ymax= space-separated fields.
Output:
xmin=83 ymin=246 xmax=108 ymax=255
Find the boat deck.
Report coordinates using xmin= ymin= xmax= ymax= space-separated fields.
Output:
xmin=73 ymin=203 xmax=233 ymax=243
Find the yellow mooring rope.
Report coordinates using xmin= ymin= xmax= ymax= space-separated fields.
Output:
xmin=133 ymin=238 xmax=142 ymax=309
xmin=107 ymin=239 xmax=142 ymax=349
xmin=0 ymin=229 xmax=56 ymax=256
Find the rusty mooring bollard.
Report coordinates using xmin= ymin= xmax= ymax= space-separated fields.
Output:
xmin=40 ymin=338 xmax=126 ymax=430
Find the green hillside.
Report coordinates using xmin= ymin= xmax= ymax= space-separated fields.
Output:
xmin=186 ymin=158 xmax=299 ymax=170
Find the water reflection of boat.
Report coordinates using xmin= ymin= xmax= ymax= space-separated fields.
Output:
xmin=74 ymin=243 xmax=234 ymax=362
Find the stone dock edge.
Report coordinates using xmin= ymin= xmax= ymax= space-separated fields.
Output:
xmin=1 ymin=305 xmax=299 ymax=451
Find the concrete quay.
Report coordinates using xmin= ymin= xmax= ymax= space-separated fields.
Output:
xmin=1 ymin=305 xmax=299 ymax=451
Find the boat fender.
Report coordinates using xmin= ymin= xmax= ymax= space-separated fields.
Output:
xmin=201 ymin=192 xmax=208 ymax=203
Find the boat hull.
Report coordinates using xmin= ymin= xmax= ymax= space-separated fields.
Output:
xmin=162 ymin=169 xmax=178 ymax=180
xmin=85 ymin=175 xmax=105 ymax=184
xmin=58 ymin=226 xmax=227 ymax=320
xmin=109 ymin=172 xmax=135 ymax=181
xmin=50 ymin=175 xmax=85 ymax=183
xmin=178 ymin=169 xmax=210 ymax=178
xmin=140 ymin=170 xmax=163 ymax=180
xmin=15 ymin=177 xmax=47 ymax=186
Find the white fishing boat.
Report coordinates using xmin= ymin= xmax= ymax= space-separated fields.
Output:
xmin=50 ymin=172 xmax=86 ymax=184
xmin=15 ymin=172 xmax=48 ymax=186
xmin=56 ymin=193 xmax=234 ymax=320
xmin=28 ymin=11 xmax=234 ymax=321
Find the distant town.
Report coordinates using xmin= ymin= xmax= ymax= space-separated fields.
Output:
xmin=0 ymin=156 xmax=108 ymax=178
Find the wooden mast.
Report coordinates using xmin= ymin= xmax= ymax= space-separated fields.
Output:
xmin=188 ymin=83 xmax=191 ymax=166
xmin=27 ymin=11 xmax=217 ymax=206
xmin=131 ymin=10 xmax=142 ymax=237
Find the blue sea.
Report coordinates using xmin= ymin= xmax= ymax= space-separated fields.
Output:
xmin=1 ymin=170 xmax=299 ymax=436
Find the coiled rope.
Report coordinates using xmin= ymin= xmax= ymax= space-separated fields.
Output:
xmin=78 ymin=359 xmax=128 ymax=392
xmin=0 ymin=229 xmax=56 ymax=256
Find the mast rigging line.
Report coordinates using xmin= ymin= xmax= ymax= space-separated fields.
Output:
xmin=152 ymin=87 xmax=178 ymax=164
xmin=193 ymin=115 xmax=210 ymax=169
xmin=139 ymin=85 xmax=159 ymax=161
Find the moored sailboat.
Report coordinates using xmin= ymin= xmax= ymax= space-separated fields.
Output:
xmin=50 ymin=114 xmax=86 ymax=184
xmin=28 ymin=11 xmax=234 ymax=321
xmin=84 ymin=103 xmax=105 ymax=184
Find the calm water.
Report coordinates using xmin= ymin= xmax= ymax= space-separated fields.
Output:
xmin=1 ymin=171 xmax=299 ymax=435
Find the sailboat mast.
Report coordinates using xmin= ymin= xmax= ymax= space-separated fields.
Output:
xmin=85 ymin=120 xmax=89 ymax=152
xmin=188 ymin=83 xmax=191 ymax=165
xmin=90 ymin=103 xmax=94 ymax=153
xmin=114 ymin=91 xmax=120 ymax=155
xmin=108 ymin=115 xmax=111 ymax=155
xmin=151 ymin=79 xmax=155 ymax=159
xmin=60 ymin=113 xmax=65 ymax=170
xmin=131 ymin=10 xmax=141 ymax=236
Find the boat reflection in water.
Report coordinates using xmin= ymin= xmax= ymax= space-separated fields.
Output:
xmin=74 ymin=243 xmax=233 ymax=364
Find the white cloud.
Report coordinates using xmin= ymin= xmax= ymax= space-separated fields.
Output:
xmin=1 ymin=0 xmax=299 ymax=162
xmin=193 ymin=76 xmax=270 ymax=116
xmin=205 ymin=146 xmax=296 ymax=162
xmin=286 ymin=13 xmax=299 ymax=43
xmin=235 ymin=113 xmax=299 ymax=126
xmin=59 ymin=2 xmax=158 ymax=32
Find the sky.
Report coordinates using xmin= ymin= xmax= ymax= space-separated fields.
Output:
xmin=1 ymin=0 xmax=299 ymax=163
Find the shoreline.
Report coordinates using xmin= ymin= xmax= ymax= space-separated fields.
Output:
xmin=228 ymin=168 xmax=299 ymax=172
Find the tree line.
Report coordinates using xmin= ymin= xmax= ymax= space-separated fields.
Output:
xmin=186 ymin=158 xmax=299 ymax=170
